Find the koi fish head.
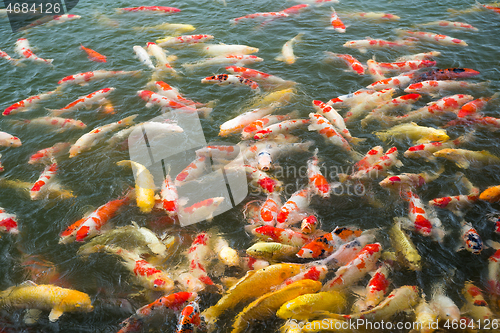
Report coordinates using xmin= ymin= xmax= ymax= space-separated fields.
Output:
xmin=59 ymin=290 xmax=93 ymax=313
xmin=8 ymin=136 xmax=22 ymax=147
xmin=257 ymin=151 xmax=273 ymax=171
xmin=137 ymin=90 xmax=154 ymax=101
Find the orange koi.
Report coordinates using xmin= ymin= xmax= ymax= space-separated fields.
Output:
xmin=307 ymin=149 xmax=330 ymax=198
xmin=297 ymin=226 xmax=362 ymax=259
xmin=259 ymin=192 xmax=281 ymax=226
xmin=80 ymin=44 xmax=107 ymax=62
xmin=252 ymin=225 xmax=312 ymax=247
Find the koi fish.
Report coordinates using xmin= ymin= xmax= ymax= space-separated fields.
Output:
xmin=254 ymin=118 xmax=310 ymax=140
xmin=0 ymin=49 xmax=22 ymax=66
xmin=175 ymin=301 xmax=205 ymax=333
xmin=159 ymin=175 xmax=178 ymax=216
xmin=403 ymin=131 xmax=473 ymax=161
xmin=347 ymin=12 xmax=400 ymax=20
xmin=241 ymin=114 xmax=294 ymax=140
xmin=175 ymin=155 xmax=208 ymax=186
xmin=0 ymin=281 xmax=93 ymax=322
xmin=300 ymin=215 xmax=318 ymax=234
xmin=275 ymin=33 xmax=303 ymax=64
xmin=375 ymin=122 xmax=449 ymax=144
xmin=254 ymin=140 xmax=313 ymax=171
xmin=307 ymin=149 xmax=330 ymax=198
xmin=179 ymin=197 xmax=225 ymax=225
xmin=4 ymin=89 xmax=59 ymax=116
xmin=201 ymin=74 xmax=260 ymax=91
xmin=429 ymin=173 xmax=479 ymax=216
xmin=276 ymin=187 xmax=312 ymax=227
xmin=225 ymin=66 xmax=296 ymax=88
xmin=137 ymin=90 xmax=203 ymax=114
xmin=324 ymin=52 xmax=364 ymax=74
xmin=417 ymin=20 xmax=479 ymax=31
xmin=328 ymin=7 xmax=346 ymax=32
xmin=389 ymin=219 xmax=421 ymax=271
xmin=396 ymin=29 xmax=468 ymax=46
xmin=30 ymin=162 xmax=58 ymax=200
xmin=213 ymin=235 xmax=240 ymax=267
xmin=230 ymin=11 xmax=289 ymax=24
xmin=58 ymin=70 xmax=141 ymax=86
xmin=404 ymin=81 xmax=486 ymax=97
xmin=59 ymin=195 xmax=130 ymax=243
xmin=462 ymin=282 xmax=494 ymax=322
xmin=248 ymin=87 xmax=296 ymax=109
xmin=322 ymin=243 xmax=382 ymax=291
xmin=116 ymin=160 xmax=156 ymax=213
xmin=133 ymin=22 xmax=195 ymax=33
xmin=344 ymin=88 xmax=395 ymax=124
xmin=343 ymin=38 xmax=415 ymax=53
xmin=219 ymin=103 xmax=279 ymax=137
xmin=308 ymin=113 xmax=353 ymax=154
xmin=480 ymin=185 xmax=500 ymax=203
xmin=0 ymin=207 xmax=19 ymax=235
xmin=246 ymin=242 xmax=299 ymax=261
xmin=281 ymin=4 xmax=310 ymax=14
xmin=297 ymin=226 xmax=362 ymax=259
xmin=458 ymin=94 xmax=498 ymax=118
xmin=486 ymin=244 xmax=500 ymax=295
xmin=16 ymin=116 xmax=87 ymax=131
xmin=429 ymin=283 xmax=460 ymax=322
xmin=477 ymin=1 xmax=500 ymax=14
xmin=396 ymin=51 xmax=442 ymax=61
xmin=252 ymin=226 xmax=312 ymax=247
xmin=118 ymin=292 xmax=196 ymax=333
xmin=376 ymin=60 xmax=436 ymax=73
xmin=15 ymin=38 xmax=53 ymax=65
xmin=366 ymin=58 xmax=386 ymax=81
xmin=405 ymin=190 xmax=435 ymax=237
xmin=277 ymin=290 xmax=346 ymax=320
xmin=258 ymin=192 xmax=281 ymax=226
xmin=80 ymin=44 xmax=107 ymax=62
xmin=360 ymin=263 xmax=391 ymax=310
xmin=361 ymin=92 xmax=421 ymax=126
xmin=116 ymin=6 xmax=181 ymax=13
xmin=0 ymin=131 xmax=22 ymax=147
xmin=203 ymin=44 xmax=259 ymax=56
xmin=133 ymin=45 xmax=154 ymax=69
xmin=245 ymin=164 xmax=282 ymax=193
xmin=157 ymin=34 xmax=214 ymax=47
xmin=457 ymin=221 xmax=483 ymax=254
xmin=414 ymin=68 xmax=480 ymax=82
xmin=354 ymin=146 xmax=384 ymax=171
xmin=231 ymin=280 xmax=321 ymax=333
xmin=413 ymin=298 xmax=439 ymax=332
xmin=187 ymin=232 xmax=214 ymax=287
xmin=153 ymin=81 xmax=209 ymax=108
xmin=47 ymin=88 xmax=116 ymax=116
xmin=379 ymin=167 xmax=443 ymax=192
xmin=433 ymin=148 xmax=500 ymax=169
xmin=146 ymin=42 xmax=178 ymax=75
xmin=312 ymin=100 xmax=362 ymax=144
xmin=182 ymin=54 xmax=264 ymax=70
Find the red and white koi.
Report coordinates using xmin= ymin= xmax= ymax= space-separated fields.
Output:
xmin=307 ymin=149 xmax=330 ymax=198
xmin=308 ymin=113 xmax=352 ymax=153
xmin=0 ymin=207 xmax=19 ymax=235
xmin=137 ymin=90 xmax=203 ymax=114
xmin=366 ymin=59 xmax=386 ymax=81
xmin=21 ymin=116 xmax=87 ymax=131
xmin=328 ymin=7 xmax=346 ymax=32
xmin=258 ymin=192 xmax=281 ymax=226
xmin=0 ymin=49 xmax=21 ymax=66
xmin=4 ymin=89 xmax=59 ymax=116
xmin=396 ymin=51 xmax=442 ymax=62
xmin=322 ymin=243 xmax=382 ymax=291
xmin=225 ymin=66 xmax=296 ymax=88
xmin=377 ymin=60 xmax=436 ymax=74
xmin=203 ymin=44 xmax=259 ymax=57
xmin=245 ymin=164 xmax=282 ymax=193
xmin=219 ymin=103 xmax=279 ymax=137
xmin=182 ymin=54 xmax=264 ymax=70
xmin=153 ymin=81 xmax=209 ymax=109
xmin=230 ymin=11 xmax=289 ymax=24
xmin=69 ymin=114 xmax=137 ymax=158
xmin=201 ymin=74 xmax=260 ymax=91
xmin=397 ymin=29 xmax=468 ymax=46
xmin=276 ymin=187 xmax=312 ymax=227
xmin=175 ymin=301 xmax=204 ymax=333
xmin=344 ymin=88 xmax=395 ymax=124
xmin=59 ymin=195 xmax=130 ymax=243
xmin=180 ymin=197 xmax=225 ymax=225
xmin=338 ymin=147 xmax=403 ymax=182
xmin=0 ymin=131 xmax=21 ymax=148
xmin=297 ymin=226 xmax=363 ymax=259
xmin=418 ymin=20 xmax=479 ymax=31
xmin=354 ymin=147 xmax=384 ymax=173
xmin=364 ymin=263 xmax=391 ymax=309
xmin=457 ymin=94 xmax=497 ymax=118
xmin=312 ymin=100 xmax=362 ymax=144
xmin=379 ymin=167 xmax=443 ymax=192
xmin=157 ymin=34 xmax=214 ymax=47
xmin=175 ymin=155 xmax=208 ymax=186
xmin=118 ymin=292 xmax=196 ymax=333
xmin=361 ymin=93 xmax=421 ymax=127
xmin=273 ymin=264 xmax=328 ymax=291
xmin=47 ymin=88 xmax=116 ymax=116
xmin=317 ymin=231 xmax=377 ymax=267
xmin=241 ymin=114 xmax=294 ymax=140
xmin=239 ymin=256 xmax=270 ymax=271
xmin=58 ymin=70 xmax=141 ymax=86
xmin=187 ymin=232 xmax=214 ymax=287
xmin=347 ymin=12 xmax=400 ymax=21
xmin=327 ymin=89 xmax=376 ymax=108
xmin=343 ymin=38 xmax=415 ymax=53
xmin=14 ymin=38 xmax=53 ymax=65
xmin=300 ymin=215 xmax=318 ymax=234
xmin=486 ymin=245 xmax=500 ymax=296
xmin=252 ymin=226 xmax=312 ymax=247
xmin=429 ymin=173 xmax=480 ymax=216
xmin=160 ymin=175 xmax=178 ymax=216
xmin=30 ymin=162 xmax=58 ymax=200
xmin=404 ymin=190 xmax=444 ymax=240
xmin=254 ymin=118 xmax=310 ymax=140
xmin=404 ymin=80 xmax=487 ymax=97
xmin=116 ymin=6 xmax=181 ymax=14
xmin=275 ymin=33 xmax=303 ymax=65
xmin=324 ymin=52 xmax=364 ymax=74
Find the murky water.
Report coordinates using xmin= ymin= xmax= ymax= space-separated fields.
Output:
xmin=1 ymin=0 xmax=500 ymax=332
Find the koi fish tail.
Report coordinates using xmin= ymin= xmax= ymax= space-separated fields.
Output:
xmin=337 ymin=173 xmax=350 ymax=183
xmin=197 ymin=107 xmax=213 ymax=119
xmin=348 ymin=136 xmax=366 ymax=145
xmin=45 ymin=108 xmax=65 ymax=116
xmin=120 ymin=114 xmax=138 ymax=126
xmin=349 ymin=150 xmax=364 ymax=162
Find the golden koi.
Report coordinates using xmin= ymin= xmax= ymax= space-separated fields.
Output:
xmin=277 ymin=290 xmax=346 ymax=320
xmin=433 ymin=148 xmax=500 ymax=169
xmin=389 ymin=220 xmax=421 ymax=271
xmin=117 ymin=160 xmax=156 ymax=213
xmin=375 ymin=122 xmax=449 ymax=144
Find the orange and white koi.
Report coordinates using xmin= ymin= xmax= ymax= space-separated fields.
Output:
xmin=433 ymin=148 xmax=500 ymax=169
xmin=157 ymin=34 xmax=214 ymax=47
xmin=19 ymin=117 xmax=87 ymax=132
xmin=118 ymin=292 xmax=196 ymax=333
xmin=80 ymin=44 xmax=107 ymax=62
xmin=58 ymin=70 xmax=141 ymax=86
xmin=404 ymin=81 xmax=486 ymax=97
xmin=322 ymin=243 xmax=382 ymax=291
xmin=345 ymin=88 xmax=395 ymax=124
xmin=327 ymin=89 xmax=376 ymax=108
xmin=379 ymin=167 xmax=443 ymax=192
xmin=317 ymin=231 xmax=377 ymax=268
xmin=146 ymin=42 xmax=178 ymax=75
xmin=4 ymin=89 xmax=59 ymax=116
xmin=276 ymin=187 xmax=312 ymax=227
xmin=361 ymin=93 xmax=421 ymax=127
xmin=477 ymin=1 xmax=500 ymax=14
xmin=308 ymin=113 xmax=353 ymax=154
xmin=182 ymin=54 xmax=264 ymax=70
xmin=338 ymin=147 xmax=403 ymax=182
xmin=429 ymin=284 xmax=460 ymax=322
xmin=0 ymin=131 xmax=21 ymax=147
xmin=258 ymin=192 xmax=281 ymax=226
xmin=377 ymin=60 xmax=436 ymax=74
xmin=180 ymin=197 xmax=225 ymax=225
xmin=116 ymin=6 xmax=181 ymax=13
xmin=297 ymin=226 xmax=363 ymax=259
xmin=307 ymin=149 xmax=330 ymax=198
xmin=300 ymin=215 xmax=318 ymax=234
xmin=396 ymin=29 xmax=468 ymax=46
xmin=312 ymin=100 xmax=362 ymax=144
xmin=59 ymin=195 xmax=130 ymax=243
xmin=175 ymin=155 xmax=208 ymax=186
xmin=47 ymin=88 xmax=115 ymax=116
xmin=230 ymin=11 xmax=289 ymax=24
xmin=324 ymin=52 xmax=364 ymax=74
xmin=366 ymin=58 xmax=386 ymax=81
xmin=203 ymin=44 xmax=259 ymax=57
xmin=14 ymin=38 xmax=53 ymax=65
xmin=30 ymin=162 xmax=58 ymax=200
xmin=429 ymin=173 xmax=480 ymax=216
xmin=160 ymin=175 xmax=178 ymax=216
xmin=225 ymin=66 xmax=296 ymax=88
xmin=343 ymin=38 xmax=415 ymax=53
xmin=347 ymin=12 xmax=400 ymax=21
xmin=254 ymin=118 xmax=310 ymax=140
xmin=396 ymin=51 xmax=442 ymax=62
xmin=201 ymin=74 xmax=260 ymax=91
xmin=137 ymin=90 xmax=202 ymax=114
xmin=219 ymin=103 xmax=279 ymax=137
xmin=175 ymin=301 xmax=204 ymax=333
xmin=486 ymin=245 xmax=500 ymax=295
xmin=187 ymin=232 xmax=215 ymax=287
xmin=275 ymin=33 xmax=303 ymax=65
xmin=328 ymin=7 xmax=346 ymax=32
xmin=0 ymin=207 xmax=19 ymax=235
xmin=69 ymin=114 xmax=137 ymax=158
xmin=405 ymin=190 xmax=444 ymax=240
xmin=153 ymin=81 xmax=210 ymax=109
xmin=457 ymin=94 xmax=498 ymax=118
xmin=354 ymin=146 xmax=384 ymax=172
xmin=281 ymin=4 xmax=310 ymax=14
xmin=245 ymin=164 xmax=282 ymax=193
xmin=418 ymin=20 xmax=479 ymax=31
xmin=241 ymin=114 xmax=294 ymax=140
xmin=252 ymin=225 xmax=312 ymax=247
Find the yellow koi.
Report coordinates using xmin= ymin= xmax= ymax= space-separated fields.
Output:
xmin=375 ymin=122 xmax=449 ymax=144
xmin=433 ymin=149 xmax=500 ymax=169
xmin=389 ymin=219 xmax=422 ymax=271
xmin=277 ymin=290 xmax=347 ymax=320
xmin=117 ymin=160 xmax=156 ymax=213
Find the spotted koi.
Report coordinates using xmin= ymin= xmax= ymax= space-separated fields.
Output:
xmin=15 ymin=38 xmax=53 ymax=65
xmin=353 ymin=146 xmax=384 ymax=172
xmin=338 ymin=147 xmax=402 ymax=182
xmin=308 ymin=113 xmax=352 ymax=153
xmin=396 ymin=51 xmax=442 ymax=62
xmin=176 ymin=301 xmax=204 ymax=333
xmin=253 ymin=225 xmax=312 ymax=247
xmin=297 ymin=226 xmax=362 ymax=259
xmin=179 ymin=197 xmax=225 ymax=225
xmin=258 ymin=192 xmax=281 ymax=226
xmin=0 ymin=207 xmax=19 ymax=235
xmin=153 ymin=81 xmax=205 ymax=108
xmin=366 ymin=59 xmax=386 ymax=81
xmin=47 ymin=88 xmax=115 ymax=116
xmin=344 ymin=88 xmax=395 ymax=124
xmin=161 ymin=175 xmax=178 ymax=216
xmin=328 ymin=7 xmax=346 ymax=32
xmin=220 ymin=103 xmax=279 ymax=136
xmin=403 ymin=131 xmax=473 ymax=161
xmin=317 ymin=231 xmax=377 ymax=268
xmin=201 ymin=74 xmax=260 ymax=91
xmin=458 ymin=94 xmax=498 ymax=118
xmin=397 ymin=29 xmax=468 ymax=46
xmin=312 ymin=100 xmax=362 ymax=144
xmin=343 ymin=38 xmax=415 ymax=53
xmin=137 ymin=90 xmax=203 ymax=114
xmin=30 ymin=162 xmax=58 ymax=200
xmin=413 ymin=68 xmax=480 ymax=82
xmin=273 ymin=264 xmax=328 ymax=291
xmin=4 ymin=89 xmax=59 ymax=116
xmin=379 ymin=166 xmax=443 ymax=192
xmin=0 ymin=48 xmax=21 ymax=66
xmin=377 ymin=60 xmax=436 ymax=74
xmin=157 ymin=34 xmax=214 ymax=47
xmin=254 ymin=118 xmax=310 ymax=140
xmin=459 ymin=221 xmax=483 ymax=254
xmin=241 ymin=114 xmax=293 ymax=140
xmin=276 ymin=187 xmax=312 ymax=227
xmin=405 ymin=190 xmax=438 ymax=238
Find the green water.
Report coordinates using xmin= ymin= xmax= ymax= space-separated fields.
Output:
xmin=1 ymin=0 xmax=500 ymax=332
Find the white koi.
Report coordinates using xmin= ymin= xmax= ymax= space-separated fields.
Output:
xmin=275 ymin=33 xmax=303 ymax=65
xmin=203 ymin=44 xmax=259 ymax=56
xmin=133 ymin=45 xmax=155 ymax=69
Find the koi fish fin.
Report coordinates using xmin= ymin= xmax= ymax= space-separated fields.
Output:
xmin=274 ymin=55 xmax=285 ymax=62
xmin=24 ymin=309 xmax=42 ymax=325
xmin=351 ymin=286 xmax=367 ymax=297
xmin=454 ymin=157 xmax=470 ymax=169
xmin=486 ymin=240 xmax=500 ymax=250
xmin=48 ymin=308 xmax=64 ymax=322
xmin=45 ymin=108 xmax=66 ymax=116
